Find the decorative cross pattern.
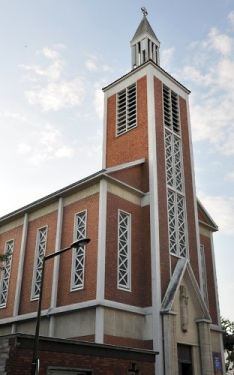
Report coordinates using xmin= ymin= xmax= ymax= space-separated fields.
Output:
xmin=174 ymin=136 xmax=183 ymax=192
xmin=167 ymin=190 xmax=187 ymax=257
xmin=165 ymin=129 xmax=183 ymax=192
xmin=141 ymin=7 xmax=148 ymax=17
xmin=0 ymin=240 xmax=14 ymax=308
xmin=72 ymin=211 xmax=87 ymax=290
xmin=163 ymin=84 xmax=188 ymax=258
xmin=32 ymin=227 xmax=47 ymax=299
xmin=118 ymin=211 xmax=131 ymax=290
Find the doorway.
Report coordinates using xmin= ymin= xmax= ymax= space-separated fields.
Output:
xmin=178 ymin=344 xmax=193 ymax=375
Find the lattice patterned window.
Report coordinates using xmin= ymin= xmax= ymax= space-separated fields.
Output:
xmin=31 ymin=227 xmax=48 ymax=300
xmin=200 ymin=244 xmax=209 ymax=306
xmin=0 ymin=240 xmax=14 ymax=308
xmin=163 ymin=85 xmax=180 ymax=133
xmin=165 ymin=130 xmax=183 ymax=192
xmin=163 ymin=84 xmax=188 ymax=257
xmin=117 ymin=210 xmax=131 ymax=290
xmin=167 ymin=191 xmax=187 ymax=257
xmin=116 ymin=83 xmax=137 ymax=136
xmin=71 ymin=210 xmax=87 ymax=291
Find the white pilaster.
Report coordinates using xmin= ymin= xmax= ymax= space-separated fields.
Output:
xmin=147 ymin=66 xmax=163 ymax=375
xmin=95 ymin=179 xmax=107 ymax=343
xmin=49 ymin=197 xmax=63 ymax=337
xmin=12 ymin=213 xmax=28 ymax=333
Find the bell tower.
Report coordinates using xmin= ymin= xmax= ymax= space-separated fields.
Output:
xmin=130 ymin=7 xmax=160 ymax=68
xmin=101 ymin=9 xmax=223 ymax=375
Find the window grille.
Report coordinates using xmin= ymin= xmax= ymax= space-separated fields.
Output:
xmin=31 ymin=227 xmax=47 ymax=300
xmin=200 ymin=244 xmax=209 ymax=306
xmin=117 ymin=210 xmax=131 ymax=290
xmin=163 ymin=85 xmax=180 ymax=133
xmin=71 ymin=211 xmax=87 ymax=290
xmin=117 ymin=83 xmax=137 ymax=136
xmin=0 ymin=240 xmax=14 ymax=308
xmin=165 ymin=129 xmax=183 ymax=192
xmin=167 ymin=191 xmax=186 ymax=257
xmin=163 ymin=84 xmax=187 ymax=257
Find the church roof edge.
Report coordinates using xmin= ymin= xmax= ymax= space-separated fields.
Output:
xmin=102 ymin=60 xmax=190 ymax=94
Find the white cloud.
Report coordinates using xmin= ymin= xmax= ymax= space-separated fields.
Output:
xmin=17 ymin=124 xmax=75 ymax=165
xmin=206 ymin=27 xmax=233 ymax=55
xmin=42 ymin=47 xmax=60 ymax=60
xmin=177 ymin=24 xmax=234 ymax=156
xmin=18 ymin=143 xmax=32 ymax=154
xmin=21 ymin=46 xmax=85 ymax=111
xmin=85 ymin=58 xmax=98 ymax=71
xmin=199 ymin=193 xmax=234 ymax=236
xmin=85 ymin=55 xmax=112 ymax=73
xmin=25 ymin=77 xmax=85 ymax=111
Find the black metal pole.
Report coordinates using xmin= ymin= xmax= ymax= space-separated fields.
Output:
xmin=30 ymin=238 xmax=90 ymax=375
xmin=31 ymin=257 xmax=45 ymax=375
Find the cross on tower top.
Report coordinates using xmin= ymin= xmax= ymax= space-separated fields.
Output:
xmin=141 ymin=6 xmax=148 ymax=17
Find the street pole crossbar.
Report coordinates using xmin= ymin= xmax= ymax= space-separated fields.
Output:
xmin=31 ymin=238 xmax=90 ymax=375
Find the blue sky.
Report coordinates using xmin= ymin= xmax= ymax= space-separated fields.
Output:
xmin=0 ymin=0 xmax=233 ymax=320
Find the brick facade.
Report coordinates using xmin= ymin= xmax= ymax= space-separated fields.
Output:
xmin=0 ymin=334 xmax=156 ymax=375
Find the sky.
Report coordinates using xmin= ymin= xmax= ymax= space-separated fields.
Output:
xmin=0 ymin=0 xmax=233 ymax=320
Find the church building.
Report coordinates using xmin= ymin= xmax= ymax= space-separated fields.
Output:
xmin=0 ymin=10 xmax=224 ymax=375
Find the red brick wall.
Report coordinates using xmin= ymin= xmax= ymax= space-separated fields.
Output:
xmin=180 ymin=98 xmax=200 ymax=284
xmin=57 ymin=193 xmax=99 ymax=306
xmin=4 ymin=335 xmax=156 ymax=375
xmin=109 ymin=163 xmax=149 ymax=192
xmin=200 ymin=234 xmax=218 ymax=324
xmin=154 ymin=77 xmax=171 ymax=298
xmin=104 ymin=334 xmax=153 ymax=350
xmin=0 ymin=225 xmax=23 ymax=318
xmin=19 ymin=211 xmax=57 ymax=314
xmin=105 ymin=193 xmax=151 ymax=307
xmin=105 ymin=76 xmax=149 ymax=168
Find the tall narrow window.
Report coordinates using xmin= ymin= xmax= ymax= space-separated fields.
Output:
xmin=117 ymin=210 xmax=131 ymax=290
xmin=0 ymin=240 xmax=14 ymax=308
xmin=163 ymin=84 xmax=188 ymax=257
xmin=200 ymin=244 xmax=208 ymax=306
xmin=31 ymin=227 xmax=48 ymax=300
xmin=116 ymin=83 xmax=137 ymax=136
xmin=71 ymin=210 xmax=87 ymax=291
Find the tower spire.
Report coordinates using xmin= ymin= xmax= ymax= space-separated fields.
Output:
xmin=130 ymin=9 xmax=160 ymax=69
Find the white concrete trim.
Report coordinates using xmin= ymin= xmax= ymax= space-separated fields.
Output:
xmin=147 ymin=65 xmax=163 ymax=375
xmin=102 ymin=299 xmax=152 ymax=315
xmin=105 ymin=174 xmax=144 ymax=197
xmin=95 ymin=306 xmax=104 ymax=343
xmin=141 ymin=193 xmax=150 ymax=207
xmin=102 ymin=93 xmax=108 ymax=169
xmin=96 ymin=180 xmax=107 ymax=301
xmin=103 ymin=61 xmax=190 ymax=98
xmin=49 ymin=197 xmax=63 ymax=337
xmin=12 ymin=213 xmax=28 ymax=329
xmin=107 ymin=181 xmax=142 ymax=206
xmin=105 ymin=158 xmax=145 ymax=174
xmin=0 ymin=299 xmax=152 ymax=326
xmin=95 ymin=179 xmax=107 ymax=343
